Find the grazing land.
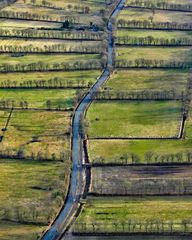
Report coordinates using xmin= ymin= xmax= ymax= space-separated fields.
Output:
xmin=74 ymin=196 xmax=192 ymax=233
xmin=104 ymin=69 xmax=188 ymax=92
xmin=86 ymin=100 xmax=182 ymax=138
xmin=88 ymin=139 xmax=192 ymax=164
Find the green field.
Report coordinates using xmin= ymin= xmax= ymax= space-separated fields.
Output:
xmin=90 ymin=165 xmax=192 ymax=195
xmin=86 ymin=100 xmax=182 ymax=138
xmin=116 ymin=30 xmax=192 ymax=39
xmin=0 ymin=158 xmax=69 ymax=234
xmin=105 ymin=69 xmax=188 ymax=92
xmin=116 ymin=47 xmax=192 ymax=65
xmin=0 ymin=110 xmax=71 ymax=160
xmin=74 ymin=196 xmax=192 ymax=233
xmin=0 ymin=88 xmax=83 ymax=109
xmin=0 ymin=18 xmax=62 ymax=29
xmin=0 ymin=70 xmax=100 ymax=88
xmin=126 ymin=0 xmax=192 ymax=6
xmin=117 ymin=8 xmax=192 ymax=24
xmin=0 ymin=53 xmax=100 ymax=65
xmin=0 ymin=221 xmax=44 ymax=240
xmin=0 ymin=38 xmax=101 ymax=52
xmin=88 ymin=139 xmax=192 ymax=164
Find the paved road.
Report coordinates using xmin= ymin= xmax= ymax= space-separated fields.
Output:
xmin=41 ymin=1 xmax=125 ymax=239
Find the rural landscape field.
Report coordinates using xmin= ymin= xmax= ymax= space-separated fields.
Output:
xmin=0 ymin=0 xmax=191 ymax=239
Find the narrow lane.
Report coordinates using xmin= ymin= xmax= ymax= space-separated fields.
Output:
xmin=41 ymin=1 xmax=125 ymax=239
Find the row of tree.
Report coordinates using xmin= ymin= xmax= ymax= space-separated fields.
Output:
xmin=115 ymin=59 xmax=192 ymax=69
xmin=91 ymin=178 xmax=192 ymax=196
xmin=73 ymin=220 xmax=192 ymax=233
xmin=0 ymin=10 xmax=79 ymax=23
xmin=0 ymin=44 xmax=105 ymax=53
xmin=125 ymin=0 xmax=192 ymax=12
xmin=93 ymin=89 xmax=185 ymax=100
xmin=92 ymin=151 xmax=192 ymax=165
xmin=0 ymin=78 xmax=93 ymax=89
xmin=117 ymin=20 xmax=192 ymax=30
xmin=0 ymin=60 xmax=103 ymax=73
xmin=0 ymin=28 xmax=104 ymax=40
xmin=116 ymin=36 xmax=192 ymax=46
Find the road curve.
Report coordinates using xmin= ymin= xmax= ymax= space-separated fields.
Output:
xmin=41 ymin=1 xmax=125 ymax=239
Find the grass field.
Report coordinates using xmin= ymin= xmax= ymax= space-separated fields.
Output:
xmin=116 ymin=47 xmax=192 ymax=65
xmin=0 ymin=18 xmax=62 ymax=29
xmin=126 ymin=0 xmax=192 ymax=6
xmin=0 ymin=110 xmax=71 ymax=160
xmin=0 ymin=70 xmax=101 ymax=88
xmin=0 ymin=88 xmax=81 ymax=109
xmin=104 ymin=69 xmax=188 ymax=92
xmin=0 ymin=53 xmax=100 ymax=65
xmin=74 ymin=196 xmax=192 ymax=233
xmin=0 ymin=158 xmax=69 ymax=230
xmin=117 ymin=8 xmax=192 ymax=24
xmin=0 ymin=38 xmax=101 ymax=52
xmin=86 ymin=100 xmax=182 ymax=138
xmin=0 ymin=221 xmax=44 ymax=240
xmin=88 ymin=139 xmax=192 ymax=164
xmin=90 ymin=165 xmax=192 ymax=195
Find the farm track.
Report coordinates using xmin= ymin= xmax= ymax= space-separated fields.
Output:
xmin=41 ymin=0 xmax=126 ymax=239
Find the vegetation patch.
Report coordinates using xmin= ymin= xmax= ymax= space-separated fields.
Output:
xmin=74 ymin=196 xmax=192 ymax=234
xmin=88 ymin=139 xmax=192 ymax=164
xmin=86 ymin=100 xmax=182 ymax=138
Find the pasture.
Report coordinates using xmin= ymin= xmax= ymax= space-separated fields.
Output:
xmin=0 ymin=70 xmax=101 ymax=88
xmin=88 ymin=139 xmax=192 ymax=164
xmin=105 ymin=69 xmax=188 ymax=92
xmin=86 ymin=100 xmax=182 ymax=138
xmin=74 ymin=196 xmax=192 ymax=233
xmin=0 ymin=110 xmax=71 ymax=161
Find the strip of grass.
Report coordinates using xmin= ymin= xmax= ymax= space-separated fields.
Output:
xmin=74 ymin=196 xmax=192 ymax=233
xmin=117 ymin=8 xmax=192 ymax=24
xmin=0 ymin=88 xmax=81 ymax=109
xmin=105 ymin=69 xmax=188 ymax=92
xmin=116 ymin=47 xmax=192 ymax=64
xmin=116 ymin=29 xmax=192 ymax=39
xmin=0 ymin=70 xmax=100 ymax=88
xmin=86 ymin=100 xmax=182 ymax=138
xmin=88 ymin=139 xmax=192 ymax=164
xmin=0 ymin=110 xmax=71 ymax=160
xmin=0 ymin=53 xmax=100 ymax=65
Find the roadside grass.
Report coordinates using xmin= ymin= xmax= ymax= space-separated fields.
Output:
xmin=88 ymin=139 xmax=192 ymax=164
xmin=185 ymin=104 xmax=192 ymax=139
xmin=0 ymin=70 xmax=101 ymax=88
xmin=86 ymin=100 xmax=182 ymax=138
xmin=0 ymin=88 xmax=82 ymax=109
xmin=0 ymin=18 xmax=62 ymax=29
xmin=0 ymin=38 xmax=101 ymax=52
xmin=0 ymin=110 xmax=71 ymax=160
xmin=116 ymin=47 xmax=192 ymax=64
xmin=0 ymin=157 xmax=70 ymax=226
xmin=74 ymin=196 xmax=192 ymax=233
xmin=117 ymin=8 xmax=192 ymax=24
xmin=0 ymin=221 xmax=44 ymax=240
xmin=90 ymin=165 xmax=192 ymax=195
xmin=104 ymin=69 xmax=188 ymax=92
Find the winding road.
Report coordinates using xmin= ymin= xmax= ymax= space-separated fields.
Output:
xmin=41 ymin=1 xmax=125 ymax=239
